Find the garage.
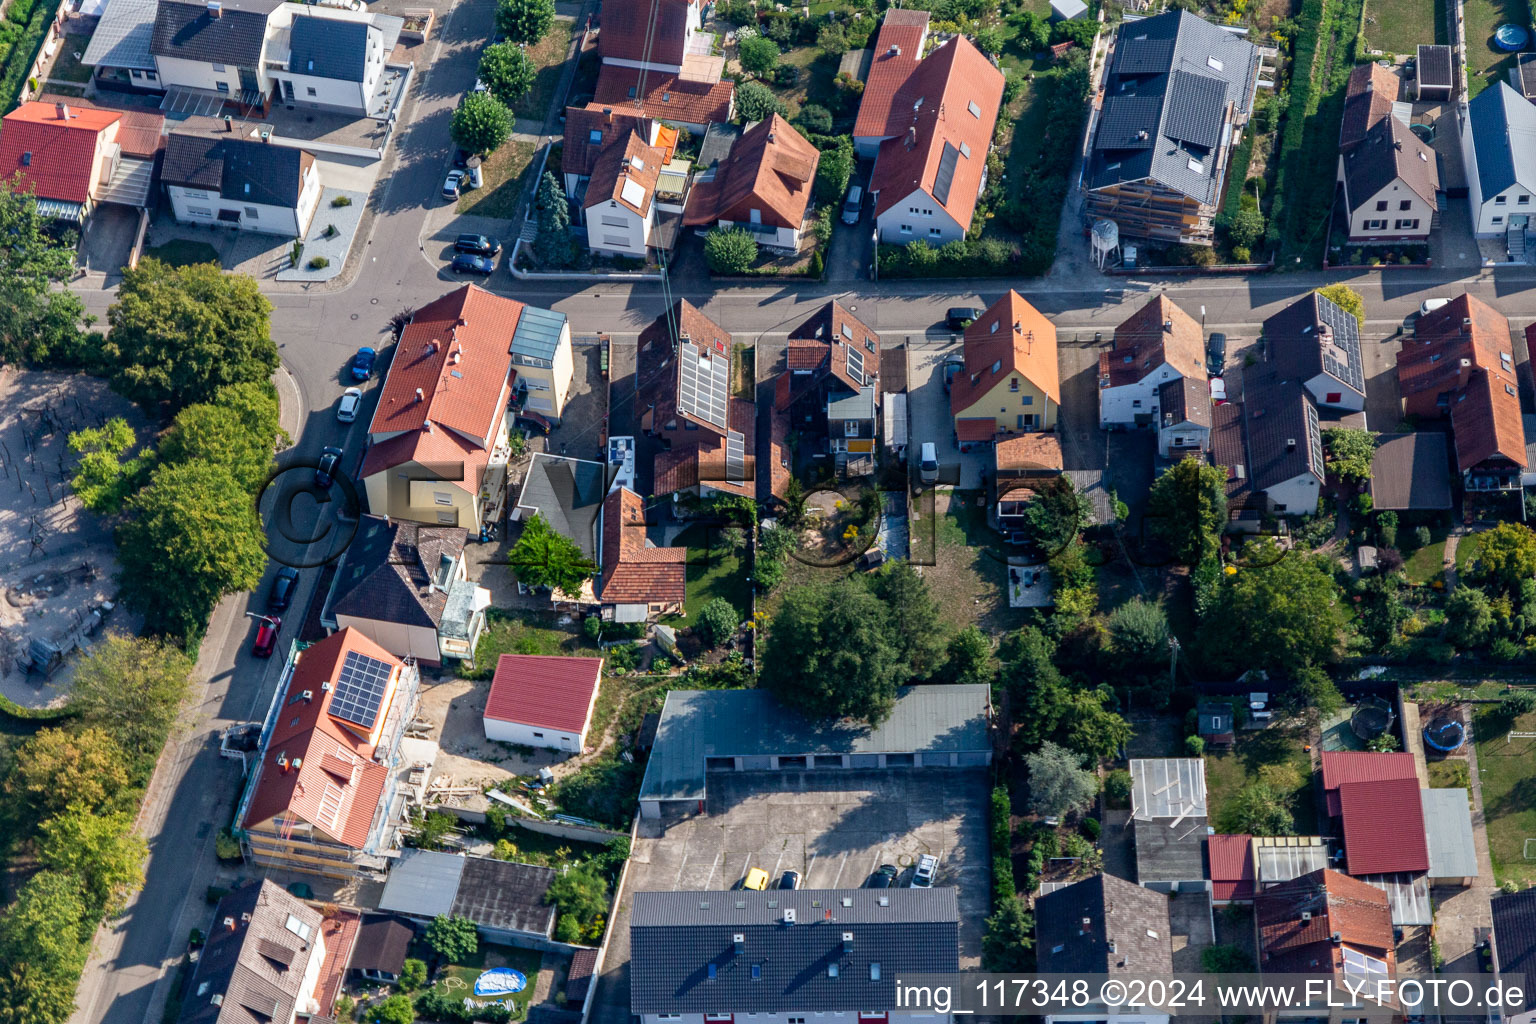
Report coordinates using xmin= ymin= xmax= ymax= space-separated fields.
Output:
xmin=814 ymin=754 xmax=845 ymax=768
xmin=777 ymin=755 xmax=808 ymax=769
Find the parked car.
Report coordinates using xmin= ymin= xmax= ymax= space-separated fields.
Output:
xmin=350 ymin=346 xmax=376 ymax=380
xmin=911 ymin=854 xmax=938 ymax=888
xmin=919 ymin=441 xmax=939 ymax=485
xmin=1209 ymin=376 xmax=1228 ymax=405
xmin=867 ymin=864 xmax=898 ymax=888
xmin=743 ymin=867 xmax=770 ymax=891
xmin=443 ymin=169 xmax=466 ymax=200
xmin=454 ymin=233 xmax=501 ymax=256
xmin=451 ymin=253 xmax=495 ymax=275
xmin=473 ymin=77 xmax=488 ymax=93
xmin=266 ymin=566 xmax=299 ymax=612
xmin=1420 ymin=297 xmax=1450 ymax=317
xmin=336 ymin=386 xmax=362 ymax=423
xmin=252 ymin=616 xmax=282 ymax=658
xmin=1206 ymin=332 xmax=1227 ymax=376
xmin=779 ymin=870 xmax=801 ymax=890
xmin=942 ymin=353 xmax=964 ymax=393
xmin=315 ymin=446 xmax=343 ymax=488
xmin=945 ymin=307 xmax=980 ymax=331
xmin=841 ymin=184 xmax=863 ymax=225
xmin=453 ymin=148 xmax=470 ymax=168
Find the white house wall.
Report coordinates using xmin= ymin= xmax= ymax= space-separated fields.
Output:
xmin=717 ymin=216 xmax=797 ymax=251
xmin=586 ymin=200 xmax=649 ymax=256
xmin=548 ymin=322 xmax=574 ymax=420
xmin=1476 ymin=182 xmax=1536 ymax=237
xmin=1347 ymin=179 xmax=1434 ymax=241
xmin=875 ymin=188 xmax=965 ymax=244
xmin=1158 ymin=420 xmax=1210 ymax=458
xmin=275 ymin=68 xmax=368 ymax=113
xmin=168 ymin=183 xmax=305 ymax=236
xmin=1100 ymin=362 xmax=1178 ymax=427
xmin=1262 ymin=471 xmax=1321 ymax=514
xmin=484 ymin=717 xmax=585 ymax=751
xmin=154 ymin=53 xmax=243 ymax=94
xmin=1303 ymin=371 xmax=1366 ymax=413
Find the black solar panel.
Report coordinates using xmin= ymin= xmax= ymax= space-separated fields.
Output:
xmin=1095 ymin=94 xmax=1162 ymax=150
xmin=331 ymin=649 xmax=393 ymax=730
xmin=725 ymin=430 xmax=746 ymax=482
xmin=1115 ymin=36 xmax=1176 ymax=74
xmin=847 ymin=346 xmax=865 ymax=386
xmin=932 ymin=142 xmax=960 ymax=205
xmin=1162 ymin=70 xmax=1225 ymax=149
xmin=1314 ymin=293 xmax=1366 ymax=393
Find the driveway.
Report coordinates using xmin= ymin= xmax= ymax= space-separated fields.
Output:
xmin=908 ymin=342 xmax=988 ymax=488
xmin=79 ymin=205 xmax=140 ymax=279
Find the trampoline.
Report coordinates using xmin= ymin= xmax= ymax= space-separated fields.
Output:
xmin=1350 ymin=696 xmax=1395 ymax=742
xmin=1424 ymin=715 xmax=1466 ymax=752
xmin=473 ymin=968 xmax=528 ymax=998
xmin=1495 ymin=23 xmax=1529 ymax=51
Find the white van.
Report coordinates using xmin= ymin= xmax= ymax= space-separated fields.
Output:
xmin=919 ymin=442 xmax=939 ymax=484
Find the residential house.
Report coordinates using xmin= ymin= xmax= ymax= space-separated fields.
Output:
xmin=1262 ymin=290 xmax=1368 ymax=413
xmin=993 ymin=433 xmax=1063 ymax=536
xmin=1463 ymin=82 xmax=1536 ymax=240
xmin=950 ymin=291 xmax=1059 ymax=449
xmin=774 ymin=301 xmax=881 ymax=472
xmin=162 ymin=131 xmax=322 ymax=236
xmin=857 ymin=32 xmax=1005 ymax=245
xmin=318 ymin=514 xmax=491 ymax=667
xmin=590 ymin=68 xmax=734 ymax=134
xmin=853 ymin=9 xmax=932 ymax=158
xmin=359 ymin=285 xmax=545 ymax=534
xmin=1418 ymin=44 xmax=1454 ymax=101
xmin=483 ymin=653 xmax=603 ymax=751
xmin=0 ymin=100 xmax=163 ymax=224
xmin=637 ymin=300 xmax=755 ymax=498
xmin=590 ymin=0 xmax=733 ymax=133
xmin=1157 ymin=376 xmax=1212 ymax=457
xmin=561 ymin=104 xmax=675 ymax=202
xmin=1130 ymin=758 xmax=1208 ymax=892
xmin=1084 ymin=10 xmax=1261 ymax=245
xmin=1256 ymin=868 xmax=1396 ymax=1007
xmin=1239 ymin=367 xmax=1326 ymax=514
xmin=598 ymin=487 xmax=686 ymax=619
xmin=1491 ymin=886 xmax=1536 ymax=1024
xmin=82 ymin=0 xmax=165 ymax=93
xmin=176 ymin=880 xmax=340 ymax=1024
xmin=1098 ymin=295 xmax=1207 ymax=429
xmin=235 ymin=628 xmax=421 ymax=877
xmin=1337 ymin=64 xmax=1438 ymax=242
xmin=1035 ymin=874 xmax=1174 ymax=1024
xmin=512 ymin=451 xmax=607 ymax=601
xmin=1339 ymin=62 xmax=1398 ymax=153
xmin=1398 ymin=293 xmax=1527 ymax=491
xmin=1368 ymin=432 xmax=1452 ymax=510
xmin=629 ymin=888 xmax=960 ymax=1024
xmin=683 ymin=113 xmax=818 ymax=252
xmin=379 ymin=849 xmax=558 ymax=946
xmin=598 ymin=0 xmax=704 ymax=74
xmin=348 ymin=914 xmax=414 ymax=984
xmin=151 ymin=0 xmax=285 ymax=109
xmin=509 ymin=303 xmax=574 ymax=422
xmin=584 ymin=128 xmax=665 ymax=258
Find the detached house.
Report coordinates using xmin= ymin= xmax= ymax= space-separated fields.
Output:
xmin=951 ymin=291 xmax=1059 ymax=448
xmin=269 ymin=7 xmax=404 ymax=116
xmin=1491 ymin=887 xmax=1536 ymax=1024
xmin=561 ymin=105 xmax=675 ymax=203
xmin=684 ymin=113 xmax=819 ymax=252
xmin=1263 ymin=290 xmax=1368 ymax=414
xmin=774 ymin=301 xmax=881 ymax=473
xmin=584 ymin=128 xmax=666 ymax=258
xmin=1098 ymin=295 xmax=1207 ymax=429
xmin=1338 ymin=64 xmax=1438 ymax=242
xmin=151 ymin=0 xmax=284 ymax=110
xmin=1035 ymin=874 xmax=1174 ymax=1024
xmin=162 ymin=131 xmax=322 ymax=236
xmin=0 ymin=101 xmax=163 ymax=225
xmin=598 ymin=487 xmax=686 ymax=619
xmin=637 ymin=300 xmax=755 ymax=498
xmin=598 ymin=0 xmax=704 ymax=75
xmin=590 ymin=0 xmax=733 ymax=133
xmin=1084 ymin=10 xmax=1261 ymax=245
xmin=1465 ymin=82 xmax=1536 ymax=240
xmin=1240 ymin=367 xmax=1326 ymax=514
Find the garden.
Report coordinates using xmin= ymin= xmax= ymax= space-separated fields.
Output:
xmin=1474 ymin=699 xmax=1536 ymax=885
xmin=1464 ymin=0 xmax=1532 ymax=97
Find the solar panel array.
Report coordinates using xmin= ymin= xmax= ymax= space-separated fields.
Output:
xmin=847 ymin=345 xmax=866 ymax=386
xmin=331 ymin=649 xmax=393 ymax=730
xmin=1313 ymin=293 xmax=1366 ymax=393
xmin=725 ymin=430 xmax=746 ymax=481
xmin=932 ymin=143 xmax=960 ymax=205
xmin=678 ymin=344 xmax=730 ymax=431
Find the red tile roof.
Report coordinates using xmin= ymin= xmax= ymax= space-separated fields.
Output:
xmin=1338 ymin=777 xmax=1428 ymax=874
xmin=0 ymin=101 xmax=123 ymax=204
xmin=599 ymin=487 xmax=686 ymax=605
xmin=868 ymin=35 xmax=1004 ymax=233
xmin=776 ymin=301 xmax=881 ymax=406
xmin=1257 ymin=868 xmax=1395 ymax=974
xmin=1399 ymin=294 xmax=1515 ymax=417
xmin=241 ymin=629 xmax=403 ymax=848
xmin=994 ymin=432 xmax=1063 ymax=473
xmin=1451 ymin=368 xmax=1528 ymax=473
xmin=485 ymin=654 xmax=603 ymax=733
xmin=955 ymin=417 xmax=995 ymax=443
xmin=1207 ymin=834 xmax=1256 ymax=903
xmin=563 ymin=104 xmax=652 ymax=180
xmin=951 ymin=291 xmax=1059 ymax=418
xmin=585 ymin=129 xmax=664 ymax=216
xmin=652 ymin=396 xmax=757 ymax=498
xmin=1100 ymin=295 xmax=1208 ymax=388
xmin=1340 ymin=62 xmax=1399 ymax=151
xmin=852 ymin=9 xmax=929 ymax=140
xmin=599 ymin=0 xmax=694 ymax=67
xmin=683 ymin=113 xmax=818 ymax=230
xmin=593 ymin=65 xmax=734 ymax=127
xmin=314 ymin=909 xmax=362 ymax=1014
xmin=1320 ymin=750 xmax=1417 ymax=815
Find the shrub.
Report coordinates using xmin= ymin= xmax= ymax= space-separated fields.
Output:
xmin=739 ymin=35 xmax=780 ymax=76
xmin=697 ymin=597 xmax=741 ymax=648
xmin=1103 ymin=769 xmax=1132 ymax=805
xmin=331 ymin=195 xmax=352 ymax=207
xmin=289 ymin=240 xmax=304 ymax=267
xmin=735 ymin=79 xmax=787 ymax=122
xmin=817 ymin=21 xmax=849 ymax=53
xmin=797 ymin=103 xmax=832 ymax=134
xmin=214 ymin=827 xmax=242 ymax=861
xmin=1232 ymin=245 xmax=1252 ymax=262
xmin=583 ymin=615 xmax=602 ymax=641
xmin=307 ymin=256 xmax=330 ymax=269
xmin=774 ymin=64 xmax=799 ymax=88
xmin=398 ymin=958 xmax=427 ymax=992
xmin=1414 ymin=525 xmax=1433 ymax=548
xmin=1186 ymin=734 xmax=1206 ymax=756
xmin=703 ymin=227 xmax=758 ymax=274
xmin=1228 ymin=206 xmax=1265 ymax=249
xmin=1081 ymin=816 xmax=1101 ymax=841
xmin=813 ymin=138 xmax=853 ymax=204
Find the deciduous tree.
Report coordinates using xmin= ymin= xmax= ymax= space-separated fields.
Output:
xmin=739 ymin=35 xmax=780 ymax=76
xmin=697 ymin=597 xmax=740 ymax=649
xmin=508 ymin=513 xmax=597 ymax=594
xmin=760 ymin=580 xmax=901 ymax=722
xmin=1322 ymin=427 xmax=1375 ymax=482
xmin=868 ymin=560 xmax=948 ymax=680
xmin=69 ymin=636 xmax=194 ymax=773
xmin=1473 ymin=522 xmax=1536 ymax=595
xmin=495 ymin=0 xmax=554 ymax=43
xmin=425 ymin=914 xmax=478 ymax=962
xmin=813 ymin=139 xmax=853 ymax=204
xmin=703 ymin=227 xmax=758 ymax=274
xmin=1218 ymin=780 xmax=1294 ymax=836
xmin=1316 ymin=284 xmax=1365 ymax=326
xmin=1145 ymin=456 xmax=1228 ymax=564
xmin=939 ymin=626 xmax=993 ymax=687
xmin=157 ymin=381 xmax=284 ymax=492
xmin=1445 ymin=585 xmax=1493 ymax=648
xmin=67 ymin=418 xmax=153 ymax=513
xmin=1198 ymin=538 xmax=1345 ymax=674
xmin=545 ymin=864 xmax=609 ymax=926
xmin=451 ymin=92 xmax=514 ymax=155
xmin=0 ymin=871 xmax=91 ymax=1024
xmin=372 ymin=995 xmax=416 ymax=1024
xmin=6 ymin=728 xmax=132 ymax=817
xmin=478 ymin=42 xmax=536 ymax=105
xmin=36 ymin=806 xmax=147 ymax=915
xmin=1020 ymin=476 xmax=1091 ymax=556
xmin=0 ymin=178 xmax=90 ymax=370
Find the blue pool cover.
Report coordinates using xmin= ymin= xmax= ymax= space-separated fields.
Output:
xmin=474 ymin=968 xmax=528 ymax=997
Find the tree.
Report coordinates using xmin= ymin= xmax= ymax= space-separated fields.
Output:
xmin=116 ymin=460 xmax=268 ymax=642
xmin=6 ymin=727 xmax=131 ymax=817
xmin=739 ymin=35 xmax=780 ymax=76
xmin=797 ymin=103 xmax=833 ymax=135
xmin=974 ymin=25 xmax=1006 ymax=55
xmin=703 ymin=227 xmax=758 ymax=274
xmin=1000 ymin=626 xmax=1070 ymax=747
xmin=1316 ymin=283 xmax=1365 ymax=326
xmin=1322 ymin=427 xmax=1376 ymax=482
xmin=868 ymin=561 xmax=949 ymax=680
xmin=0 ymin=178 xmax=90 ymax=370
xmin=940 ymin=626 xmax=993 ymax=686
xmin=1445 ymin=585 xmax=1493 ymax=648
xmin=981 ymin=897 xmax=1034 ymax=972
xmin=760 ymin=580 xmax=901 ymax=722
xmin=69 ymin=635 xmax=194 ymax=772
xmin=157 ymin=381 xmax=284 ymax=492
xmin=1473 ymin=522 xmax=1536 ymax=594
xmin=398 ymin=958 xmax=427 ymax=992
xmin=451 ymin=92 xmax=514 ymax=155
xmin=1503 ymin=689 xmax=1536 ymax=717
xmin=534 ymin=171 xmax=572 ymax=267
xmin=373 ymin=995 xmax=416 ymax=1024
xmin=0 ymin=871 xmax=91 ymax=1024
xmin=509 ymin=512 xmax=597 ymax=594
xmin=479 ymin=42 xmax=536 ymax=105
xmin=1356 ymin=575 xmax=1408 ymax=648
xmin=1202 ymin=944 xmax=1256 ymax=973
xmin=102 ymin=260 xmax=275 ymax=413
xmin=1280 ymin=664 xmax=1344 ymax=721
xmin=735 ymin=80 xmax=788 ymax=123
xmin=67 ymin=418 xmax=153 ymax=513
xmin=36 ymin=805 xmax=147 ymax=915
xmin=816 ymin=22 xmax=849 ymax=54
xmin=495 ymin=0 xmax=554 ymax=44
xmin=1199 ymin=539 xmax=1345 ymax=674
xmin=813 ymin=139 xmax=853 ymax=204
xmin=1025 ymin=741 xmax=1098 ymax=817
xmin=697 ymin=597 xmax=740 ymax=648
xmin=1105 ymin=598 xmax=1171 ymax=666
xmin=1218 ymin=780 xmax=1294 ymax=835
xmin=1012 ymin=10 xmax=1050 ymax=50
xmin=1227 ymin=206 xmax=1265 ymax=250
xmin=1059 ymin=688 xmax=1132 ymax=761
xmin=1020 ymin=476 xmax=1091 ymax=556
xmin=1050 ymin=17 xmax=1097 ymax=48
xmin=426 ymin=914 xmax=478 ymax=962
xmin=1145 ymin=456 xmax=1228 ymax=564
xmin=545 ymin=864 xmax=610 ymax=925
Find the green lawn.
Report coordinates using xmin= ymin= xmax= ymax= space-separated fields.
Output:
xmin=1465 ymin=0 xmax=1532 ymax=96
xmin=426 ymin=945 xmax=543 ymax=1017
xmin=512 ymin=20 xmax=576 ymax=121
xmin=142 ymin=240 xmax=221 ymax=267
xmin=48 ymin=36 xmax=95 ymax=83
xmin=464 ymin=609 xmax=595 ymax=680
xmin=1362 ymin=0 xmax=1441 ymax=55
xmin=1204 ymin=728 xmax=1319 ymax=835
xmin=1474 ymin=705 xmax=1536 ymax=885
xmin=667 ymin=524 xmax=752 ymax=626
xmin=457 ymin=139 xmax=537 ymax=219
xmin=1404 ymin=538 xmax=1448 ymax=585
xmin=1427 ymin=758 xmax=1471 ymax=788
xmin=1455 ymin=531 xmax=1485 ymax=575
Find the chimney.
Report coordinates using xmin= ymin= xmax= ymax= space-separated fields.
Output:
xmin=208 ymin=0 xmax=221 ymax=16
xmin=240 ymin=913 xmax=252 ymax=923
xmin=223 ymin=916 xmax=236 ymax=931
xmin=1286 ymin=438 xmax=1297 ymax=452
xmin=732 ymin=933 xmax=745 ymax=955
xmin=1163 ymin=319 xmax=1173 ymax=333
xmin=1137 ymin=129 xmax=1149 ymax=140
xmin=768 ymin=131 xmax=776 ymax=143
xmin=55 ymin=102 xmax=69 ymax=121
xmin=428 ymin=338 xmax=441 ymax=352
xmin=301 ymin=689 xmax=313 ymax=702
xmin=1080 ymin=916 xmax=1092 ymax=935
xmin=605 ymin=107 xmax=613 ymax=123
xmin=415 ymin=387 xmax=425 ymax=402
xmin=905 ymin=125 xmax=917 ymax=149
xmin=842 ymin=932 xmax=854 ymax=954
xmin=1331 ymin=931 xmax=1343 ymax=945
xmin=1463 ymin=317 xmax=1473 ymax=332
xmin=1107 ymin=939 xmax=1117 ymax=953
xmin=889 ymin=44 xmax=900 ymax=55
xmin=277 ymin=753 xmax=289 ymax=771
xmin=1301 ymin=911 xmax=1312 ymax=922
xmin=783 ymin=907 xmax=796 ymax=925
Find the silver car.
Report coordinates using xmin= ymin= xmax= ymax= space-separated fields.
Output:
xmin=336 ymin=387 xmax=362 ymax=423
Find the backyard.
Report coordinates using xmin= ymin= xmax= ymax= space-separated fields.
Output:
xmin=416 ymin=944 xmax=544 ymax=1019
xmin=1474 ymin=705 xmax=1536 ymax=885
xmin=46 ymin=34 xmax=94 ymax=83
xmin=457 ymin=140 xmax=537 ymax=219
xmin=1464 ymin=0 xmax=1532 ymax=96
xmin=1204 ymin=726 xmax=1319 ymax=835
xmin=464 ymin=609 xmax=593 ymax=680
xmin=1404 ymin=536 xmax=1449 ymax=585
xmin=911 ymin=488 xmax=1028 ymax=633
xmin=666 ymin=524 xmax=752 ymax=626
xmin=1360 ymin=0 xmax=1444 ymax=55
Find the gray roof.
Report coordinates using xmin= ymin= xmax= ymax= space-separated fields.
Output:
xmin=1134 ymin=814 xmax=1209 ymax=883
xmin=81 ymin=0 xmax=160 ymax=70
xmin=1263 ymin=291 xmax=1366 ymax=397
xmin=1197 ymin=701 xmax=1233 ymax=736
xmin=326 ymin=515 xmax=465 ymax=630
xmin=1369 ymin=431 xmax=1452 ymax=510
xmin=629 ymin=889 xmax=959 ymax=1014
xmin=287 ymin=14 xmax=370 ymax=82
xmin=1255 ymin=840 xmax=1329 ymax=884
xmin=1420 ymin=788 xmax=1478 ymax=878
xmin=1130 ymin=757 xmax=1207 ymax=820
xmin=439 ymin=578 xmax=482 ymax=640
xmin=1087 ymin=10 xmax=1260 ymax=205
xmin=1342 ymin=115 xmax=1439 ymax=213
xmin=152 ymin=0 xmax=284 ymax=67
xmin=451 ymin=857 xmax=557 ymax=938
xmin=638 ymin=685 xmax=992 ymax=803
xmin=1036 ymin=874 xmax=1174 ymax=975
xmin=827 ymin=384 xmax=877 ymax=421
xmin=1419 ymin=44 xmax=1454 ymax=87
xmin=1492 ymin=885 xmax=1536 ymax=977
xmin=511 ymin=304 xmax=569 ymax=362
xmin=515 ymin=453 xmax=606 ymax=560
xmin=162 ymin=133 xmax=310 ymax=207
xmin=351 ymin=914 xmax=414 ymax=975
xmin=1242 ymin=366 xmax=1325 ymax=493
xmin=177 ymin=881 xmax=323 ymax=1024
xmin=1159 ymin=375 xmax=1211 ymax=429
xmin=1469 ymin=82 xmax=1536 ymax=199
xmin=378 ymin=848 xmax=464 ymax=919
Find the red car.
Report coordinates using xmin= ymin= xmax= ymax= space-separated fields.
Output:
xmin=252 ymin=616 xmax=282 ymax=658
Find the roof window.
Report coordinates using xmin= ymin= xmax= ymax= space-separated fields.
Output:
xmin=20 ymin=152 xmax=29 ymax=166
xmin=959 ymin=141 xmax=971 ymax=159
xmin=1207 ymin=55 xmax=1223 ymax=71
xmin=967 ymin=100 xmax=981 ymax=118
xmin=1187 ymin=158 xmax=1203 ymax=173
xmin=589 ymin=129 xmax=602 ymax=143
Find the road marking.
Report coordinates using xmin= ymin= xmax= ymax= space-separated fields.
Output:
xmin=702 ymin=851 xmax=720 ymax=890
xmin=769 ymin=849 xmax=784 ymax=883
xmin=805 ymin=853 xmax=818 ymax=886
xmin=830 ymin=851 xmax=848 ymax=888
xmin=673 ymin=850 xmax=689 ymax=890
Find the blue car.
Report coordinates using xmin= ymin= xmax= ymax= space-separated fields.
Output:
xmin=350 ymin=347 xmax=376 ymax=381
xmin=451 ymin=253 xmax=495 ymax=276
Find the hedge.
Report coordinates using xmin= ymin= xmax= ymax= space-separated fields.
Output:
xmin=0 ymin=0 xmax=63 ymax=112
xmin=1 ymin=692 xmax=74 ymax=722
xmin=878 ymin=237 xmax=1022 ymax=278
xmin=989 ymin=786 xmax=1015 ymax=905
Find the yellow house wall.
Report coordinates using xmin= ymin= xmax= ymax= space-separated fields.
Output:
xmin=955 ymin=376 xmax=1058 ymax=432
